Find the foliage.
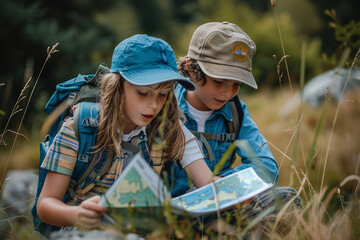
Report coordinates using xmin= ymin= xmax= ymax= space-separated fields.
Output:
xmin=1 ymin=0 xmax=358 ymax=129
xmin=276 ymin=0 xmax=323 ymax=36
xmin=0 ymin=2 xmax=359 ymax=238
xmin=0 ymin=0 xmax=116 ymax=131
xmin=325 ymin=9 xmax=360 ymax=61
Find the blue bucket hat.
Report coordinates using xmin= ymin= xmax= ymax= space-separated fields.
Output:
xmin=111 ymin=34 xmax=195 ymax=91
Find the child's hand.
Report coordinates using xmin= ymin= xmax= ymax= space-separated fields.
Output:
xmin=213 ymin=176 xmax=222 ymax=181
xmin=75 ymin=196 xmax=107 ymax=230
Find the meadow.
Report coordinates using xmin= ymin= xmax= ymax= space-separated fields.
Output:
xmin=1 ymin=71 xmax=359 ymax=239
xmin=0 ymin=3 xmax=359 ymax=238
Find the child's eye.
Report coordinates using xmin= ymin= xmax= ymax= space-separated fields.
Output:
xmin=213 ymin=80 xmax=224 ymax=85
xmin=159 ymin=92 xmax=168 ymax=98
xmin=137 ymin=91 xmax=148 ymax=96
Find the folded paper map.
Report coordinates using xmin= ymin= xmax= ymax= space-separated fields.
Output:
xmin=99 ymin=153 xmax=272 ymax=231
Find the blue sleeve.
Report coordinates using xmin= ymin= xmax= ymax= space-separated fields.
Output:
xmin=223 ymin=101 xmax=279 ymax=184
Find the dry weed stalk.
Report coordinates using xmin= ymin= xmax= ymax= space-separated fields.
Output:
xmin=321 ymin=47 xmax=360 ymax=190
xmin=0 ymin=43 xmax=59 ymax=193
xmin=0 ymin=77 xmax=32 ymax=146
xmin=271 ymin=3 xmax=292 ymax=94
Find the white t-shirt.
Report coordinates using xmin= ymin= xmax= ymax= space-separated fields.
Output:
xmin=186 ymin=101 xmax=213 ymax=132
xmin=121 ymin=123 xmax=204 ymax=169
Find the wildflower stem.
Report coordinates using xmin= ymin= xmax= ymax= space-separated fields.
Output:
xmin=0 ymin=43 xmax=59 ymax=188
xmin=321 ymin=47 xmax=359 ymax=190
xmin=272 ymin=5 xmax=292 ymax=93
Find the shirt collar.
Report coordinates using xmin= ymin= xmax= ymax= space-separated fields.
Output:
xmin=122 ymin=126 xmax=146 ymax=142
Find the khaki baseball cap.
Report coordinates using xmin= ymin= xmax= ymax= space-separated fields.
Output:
xmin=187 ymin=21 xmax=258 ymax=89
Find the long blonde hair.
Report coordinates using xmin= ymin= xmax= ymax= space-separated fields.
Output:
xmin=94 ymin=73 xmax=185 ymax=166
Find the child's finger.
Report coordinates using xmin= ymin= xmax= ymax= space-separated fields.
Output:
xmin=77 ymin=216 xmax=102 ymax=230
xmin=78 ymin=207 xmax=103 ymax=219
xmin=78 ymin=214 xmax=102 ymax=225
xmin=81 ymin=196 xmax=107 ymax=213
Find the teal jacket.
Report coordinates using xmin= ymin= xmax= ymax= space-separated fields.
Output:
xmin=172 ymin=85 xmax=279 ymax=196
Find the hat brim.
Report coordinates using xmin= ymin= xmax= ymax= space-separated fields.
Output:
xmin=198 ymin=61 xmax=258 ymax=89
xmin=117 ymin=68 xmax=195 ymax=91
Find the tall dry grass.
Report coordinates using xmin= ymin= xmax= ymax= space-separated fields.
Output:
xmin=1 ymin=62 xmax=359 ymax=240
xmin=0 ymin=43 xmax=58 ymax=240
xmin=1 ymin=2 xmax=359 ymax=238
xmin=0 ymin=43 xmax=59 ymax=187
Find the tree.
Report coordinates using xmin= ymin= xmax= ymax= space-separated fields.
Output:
xmin=0 ymin=0 xmax=117 ymax=132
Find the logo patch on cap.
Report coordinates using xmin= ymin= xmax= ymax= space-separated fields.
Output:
xmin=232 ymin=43 xmax=248 ymax=62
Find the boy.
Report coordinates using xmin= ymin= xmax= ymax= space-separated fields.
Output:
xmin=176 ymin=21 xmax=302 ymax=235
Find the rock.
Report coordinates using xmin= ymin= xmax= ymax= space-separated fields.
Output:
xmin=0 ymin=170 xmax=145 ymax=240
xmin=0 ymin=169 xmax=38 ymax=218
xmin=49 ymin=230 xmax=143 ymax=240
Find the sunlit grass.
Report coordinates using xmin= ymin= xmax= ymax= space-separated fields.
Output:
xmin=1 ymin=3 xmax=360 ymax=238
xmin=1 ymin=72 xmax=359 ymax=240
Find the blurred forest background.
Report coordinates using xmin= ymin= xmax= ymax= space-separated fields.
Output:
xmin=0 ymin=0 xmax=360 ymax=239
xmin=1 ymin=0 xmax=360 ymax=195
xmin=0 ymin=0 xmax=359 ymax=134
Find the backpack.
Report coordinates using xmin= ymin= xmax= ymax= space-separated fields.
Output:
xmin=190 ymin=95 xmax=244 ymax=164
xmin=31 ymin=65 xmax=117 ymax=238
xmin=167 ymin=95 xmax=244 ymax=197
xmin=31 ymin=65 xmax=176 ymax=237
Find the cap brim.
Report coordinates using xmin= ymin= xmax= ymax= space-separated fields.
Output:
xmin=117 ymin=68 xmax=195 ymax=91
xmin=198 ymin=61 xmax=258 ymax=89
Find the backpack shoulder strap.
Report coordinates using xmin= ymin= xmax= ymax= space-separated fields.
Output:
xmin=191 ymin=96 xmax=243 ymax=143
xmin=229 ymin=95 xmax=243 ymax=137
xmin=228 ymin=95 xmax=244 ymax=165
xmin=67 ymin=102 xmax=105 ymax=199
xmin=190 ymin=95 xmax=244 ymax=140
xmin=190 ymin=95 xmax=244 ymax=163
xmin=69 ymin=102 xmax=145 ymax=198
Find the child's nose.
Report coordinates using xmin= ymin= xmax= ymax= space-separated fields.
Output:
xmin=147 ymin=98 xmax=158 ymax=109
xmin=222 ymin=84 xmax=233 ymax=98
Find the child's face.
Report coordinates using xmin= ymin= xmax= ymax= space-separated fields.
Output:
xmin=187 ymin=75 xmax=240 ymax=111
xmin=123 ymin=81 xmax=171 ymax=133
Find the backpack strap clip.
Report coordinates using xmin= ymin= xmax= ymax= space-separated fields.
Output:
xmin=121 ymin=141 xmax=140 ymax=154
xmin=67 ymin=92 xmax=77 ymax=105
xmin=77 ymin=154 xmax=90 ymax=163
xmin=212 ymin=132 xmax=237 ymax=141
xmin=82 ymin=117 xmax=98 ymax=127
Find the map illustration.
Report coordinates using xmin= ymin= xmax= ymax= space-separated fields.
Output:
xmin=100 ymin=153 xmax=272 ymax=221
xmin=99 ymin=153 xmax=170 ymax=232
xmin=104 ymin=167 xmax=162 ymax=207
xmin=99 ymin=153 xmax=170 ymax=209
xmin=170 ymin=168 xmax=272 ymax=216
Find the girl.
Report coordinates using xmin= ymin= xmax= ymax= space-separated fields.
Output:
xmin=36 ymin=34 xmax=216 ymax=230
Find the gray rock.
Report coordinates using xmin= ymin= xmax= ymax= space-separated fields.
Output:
xmin=302 ymin=67 xmax=360 ymax=108
xmin=0 ymin=170 xmax=145 ymax=240
xmin=1 ymin=169 xmax=38 ymax=218
xmin=50 ymin=230 xmax=143 ymax=240
xmin=280 ymin=67 xmax=360 ymax=116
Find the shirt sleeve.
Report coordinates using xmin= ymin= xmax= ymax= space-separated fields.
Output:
xmin=179 ymin=123 xmax=205 ymax=168
xmin=40 ymin=118 xmax=79 ymax=176
xmin=233 ymin=101 xmax=279 ymax=184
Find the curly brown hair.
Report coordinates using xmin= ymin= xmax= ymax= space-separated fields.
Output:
xmin=94 ymin=73 xmax=185 ymax=167
xmin=177 ymin=57 xmax=206 ymax=85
